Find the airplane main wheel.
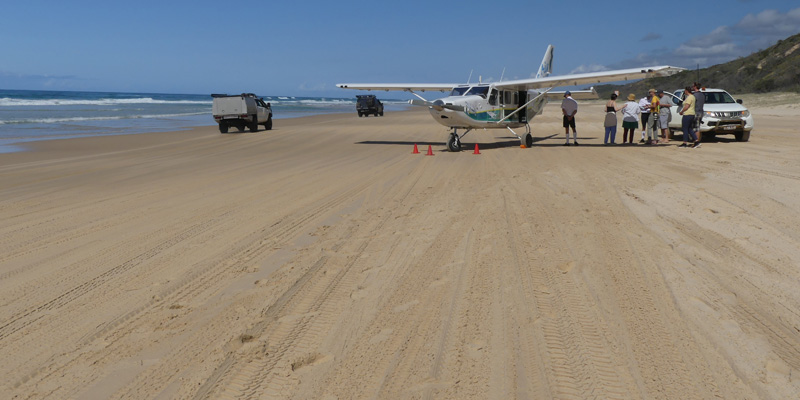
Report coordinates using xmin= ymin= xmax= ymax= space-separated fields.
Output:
xmin=447 ymin=133 xmax=461 ymax=152
xmin=525 ymin=133 xmax=533 ymax=148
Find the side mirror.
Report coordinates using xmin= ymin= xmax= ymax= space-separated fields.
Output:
xmin=736 ymin=99 xmax=743 ymax=104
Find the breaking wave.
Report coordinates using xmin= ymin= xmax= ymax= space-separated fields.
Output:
xmin=0 ymin=97 xmax=212 ymax=107
xmin=0 ymin=112 xmax=209 ymax=125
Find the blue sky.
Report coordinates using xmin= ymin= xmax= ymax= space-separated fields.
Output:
xmin=1 ymin=0 xmax=799 ymax=97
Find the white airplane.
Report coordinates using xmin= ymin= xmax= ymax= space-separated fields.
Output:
xmin=338 ymin=45 xmax=685 ymax=151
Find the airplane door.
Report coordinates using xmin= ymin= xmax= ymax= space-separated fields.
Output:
xmin=517 ymin=91 xmax=527 ymax=123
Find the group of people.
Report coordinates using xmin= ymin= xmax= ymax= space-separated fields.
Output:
xmin=560 ymin=83 xmax=705 ymax=148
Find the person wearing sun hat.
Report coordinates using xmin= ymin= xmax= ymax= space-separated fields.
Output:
xmin=644 ymin=88 xmax=660 ymax=144
xmin=621 ymin=93 xmax=640 ymax=144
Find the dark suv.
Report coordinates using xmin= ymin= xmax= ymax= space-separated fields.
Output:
xmin=356 ymin=95 xmax=384 ymax=117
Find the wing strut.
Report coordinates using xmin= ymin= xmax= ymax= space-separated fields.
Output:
xmin=406 ymin=90 xmax=429 ymax=102
xmin=496 ymin=88 xmax=552 ymax=124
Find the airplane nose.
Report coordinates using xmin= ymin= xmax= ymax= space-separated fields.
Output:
xmin=432 ymin=99 xmax=444 ymax=111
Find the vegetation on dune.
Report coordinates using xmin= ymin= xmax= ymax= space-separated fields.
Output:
xmin=597 ymin=32 xmax=800 ymax=98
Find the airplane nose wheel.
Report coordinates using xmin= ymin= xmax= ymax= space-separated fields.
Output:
xmin=525 ymin=133 xmax=533 ymax=148
xmin=447 ymin=132 xmax=462 ymax=152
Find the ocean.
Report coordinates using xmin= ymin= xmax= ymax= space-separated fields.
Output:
xmin=0 ymin=89 xmax=408 ymax=153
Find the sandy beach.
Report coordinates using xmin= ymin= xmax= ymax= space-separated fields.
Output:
xmin=2 ymin=96 xmax=800 ymax=399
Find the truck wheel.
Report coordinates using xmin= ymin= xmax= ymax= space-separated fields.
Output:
xmin=237 ymin=124 xmax=245 ymax=132
xmin=219 ymin=123 xmax=228 ymax=133
xmin=735 ymin=131 xmax=750 ymax=142
xmin=380 ymin=111 xmax=384 ymax=116
xmin=265 ymin=116 xmax=272 ymax=130
xmin=358 ymin=112 xmax=362 ymax=117
xmin=249 ymin=115 xmax=258 ymax=132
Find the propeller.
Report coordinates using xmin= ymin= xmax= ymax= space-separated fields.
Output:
xmin=408 ymin=99 xmax=465 ymax=112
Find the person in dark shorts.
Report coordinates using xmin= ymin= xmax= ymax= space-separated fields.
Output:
xmin=561 ymin=91 xmax=579 ymax=146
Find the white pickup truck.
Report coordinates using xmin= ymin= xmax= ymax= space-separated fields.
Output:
xmin=667 ymin=88 xmax=754 ymax=142
xmin=211 ymin=93 xmax=272 ymax=133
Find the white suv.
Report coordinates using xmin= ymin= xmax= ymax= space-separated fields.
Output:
xmin=667 ymin=88 xmax=754 ymax=141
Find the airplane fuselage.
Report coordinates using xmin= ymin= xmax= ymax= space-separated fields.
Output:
xmin=426 ymin=84 xmax=548 ymax=129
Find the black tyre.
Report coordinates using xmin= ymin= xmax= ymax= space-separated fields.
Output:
xmin=237 ymin=124 xmax=245 ymax=132
xmin=447 ymin=133 xmax=461 ymax=152
xmin=525 ymin=133 xmax=533 ymax=148
xmin=735 ymin=131 xmax=750 ymax=142
xmin=358 ymin=112 xmax=363 ymax=117
xmin=265 ymin=116 xmax=272 ymax=130
xmin=249 ymin=115 xmax=258 ymax=132
xmin=380 ymin=111 xmax=384 ymax=116
xmin=219 ymin=123 xmax=228 ymax=133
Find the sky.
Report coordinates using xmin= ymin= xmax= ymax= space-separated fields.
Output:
xmin=1 ymin=0 xmax=799 ymax=97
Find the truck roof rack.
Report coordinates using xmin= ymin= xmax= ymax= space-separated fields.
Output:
xmin=211 ymin=93 xmax=259 ymax=98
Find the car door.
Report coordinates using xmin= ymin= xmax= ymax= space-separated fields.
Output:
xmin=668 ymin=90 xmax=684 ymax=129
xmin=256 ymin=99 xmax=268 ymax=123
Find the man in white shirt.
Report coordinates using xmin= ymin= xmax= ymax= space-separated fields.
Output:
xmin=638 ymin=95 xmax=651 ymax=143
xmin=561 ymin=91 xmax=579 ymax=146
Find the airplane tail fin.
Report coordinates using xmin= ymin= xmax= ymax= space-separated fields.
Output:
xmin=535 ymin=45 xmax=554 ymax=79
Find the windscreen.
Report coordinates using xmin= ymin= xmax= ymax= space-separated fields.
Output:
xmin=704 ymin=92 xmax=736 ymax=104
xmin=464 ymin=86 xmax=489 ymax=98
xmin=450 ymin=86 xmax=490 ymax=98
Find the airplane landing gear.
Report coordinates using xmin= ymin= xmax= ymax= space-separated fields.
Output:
xmin=508 ymin=124 xmax=532 ymax=148
xmin=447 ymin=132 xmax=461 ymax=152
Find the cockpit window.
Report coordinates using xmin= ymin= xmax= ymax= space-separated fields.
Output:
xmin=450 ymin=85 xmax=490 ymax=98
xmin=450 ymin=87 xmax=470 ymax=96
xmin=464 ymin=86 xmax=489 ymax=98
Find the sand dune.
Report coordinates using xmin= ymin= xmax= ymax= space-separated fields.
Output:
xmin=1 ymin=100 xmax=799 ymax=399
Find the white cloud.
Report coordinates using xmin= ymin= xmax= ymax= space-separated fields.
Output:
xmin=685 ymin=26 xmax=732 ymax=48
xmin=569 ymin=64 xmax=610 ymax=74
xmin=735 ymin=8 xmax=800 ymax=37
xmin=610 ymin=7 xmax=800 ymax=69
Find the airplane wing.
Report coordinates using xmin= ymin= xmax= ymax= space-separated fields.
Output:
xmin=337 ymin=66 xmax=684 ymax=94
xmin=547 ymin=88 xmax=598 ymax=100
xmin=336 ymin=83 xmax=456 ymax=92
xmin=495 ymin=65 xmax=685 ymax=91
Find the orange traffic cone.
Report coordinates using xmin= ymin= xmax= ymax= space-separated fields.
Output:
xmin=425 ymin=145 xmax=434 ymax=156
xmin=473 ymin=143 xmax=481 ymax=154
xmin=412 ymin=143 xmax=420 ymax=154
